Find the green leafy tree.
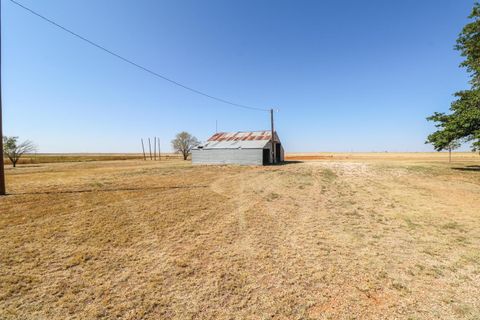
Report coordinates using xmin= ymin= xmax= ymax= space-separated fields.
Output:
xmin=171 ymin=132 xmax=199 ymax=160
xmin=3 ymin=136 xmax=37 ymax=167
xmin=427 ymin=3 xmax=480 ymax=153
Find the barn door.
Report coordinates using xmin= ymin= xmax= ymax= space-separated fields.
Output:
xmin=275 ymin=143 xmax=282 ymax=162
xmin=263 ymin=149 xmax=270 ymax=165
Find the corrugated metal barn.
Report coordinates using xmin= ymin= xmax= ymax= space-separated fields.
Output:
xmin=192 ymin=131 xmax=284 ymax=165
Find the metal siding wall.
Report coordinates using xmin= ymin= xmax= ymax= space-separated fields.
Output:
xmin=192 ymin=149 xmax=263 ymax=165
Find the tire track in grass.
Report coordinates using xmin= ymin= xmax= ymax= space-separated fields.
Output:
xmin=210 ymin=171 xmax=261 ymax=257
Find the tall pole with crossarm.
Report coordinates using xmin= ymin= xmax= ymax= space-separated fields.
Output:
xmin=0 ymin=0 xmax=6 ymax=196
xmin=270 ymin=108 xmax=276 ymax=164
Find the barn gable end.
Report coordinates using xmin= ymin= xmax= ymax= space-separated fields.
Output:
xmin=192 ymin=131 xmax=284 ymax=165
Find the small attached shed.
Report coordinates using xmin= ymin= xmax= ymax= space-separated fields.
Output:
xmin=192 ymin=131 xmax=284 ymax=165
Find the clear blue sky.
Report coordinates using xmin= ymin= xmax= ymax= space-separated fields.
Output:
xmin=3 ymin=0 xmax=476 ymax=152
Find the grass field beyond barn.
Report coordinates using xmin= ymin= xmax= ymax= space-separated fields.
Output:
xmin=3 ymin=153 xmax=182 ymax=165
xmin=1 ymin=154 xmax=479 ymax=319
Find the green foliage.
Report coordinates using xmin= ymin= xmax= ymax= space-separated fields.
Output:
xmin=456 ymin=3 xmax=480 ymax=88
xmin=447 ymin=140 xmax=461 ymax=151
xmin=3 ymin=136 xmax=18 ymax=152
xmin=427 ymin=3 xmax=480 ymax=152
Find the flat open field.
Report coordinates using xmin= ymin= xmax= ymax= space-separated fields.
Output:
xmin=4 ymin=153 xmax=182 ymax=165
xmin=1 ymin=154 xmax=479 ymax=319
xmin=286 ymin=152 xmax=480 ymax=162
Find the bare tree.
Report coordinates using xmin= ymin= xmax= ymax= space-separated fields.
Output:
xmin=171 ymin=132 xmax=199 ymax=160
xmin=446 ymin=140 xmax=461 ymax=163
xmin=3 ymin=136 xmax=37 ymax=167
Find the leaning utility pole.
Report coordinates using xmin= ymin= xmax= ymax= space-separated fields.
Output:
xmin=141 ymin=139 xmax=146 ymax=160
xmin=0 ymin=2 xmax=6 ymax=196
xmin=153 ymin=137 xmax=157 ymax=161
xmin=148 ymin=138 xmax=152 ymax=160
xmin=270 ymin=108 xmax=276 ymax=164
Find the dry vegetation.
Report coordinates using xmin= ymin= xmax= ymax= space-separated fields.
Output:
xmin=3 ymin=153 xmax=183 ymax=165
xmin=286 ymin=152 xmax=480 ymax=162
xmin=1 ymin=153 xmax=479 ymax=319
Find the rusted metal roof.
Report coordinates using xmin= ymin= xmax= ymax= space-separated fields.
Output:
xmin=195 ymin=131 xmax=280 ymax=150
xmin=208 ymin=131 xmax=272 ymax=142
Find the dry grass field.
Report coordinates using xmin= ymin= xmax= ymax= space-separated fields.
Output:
xmin=286 ymin=152 xmax=480 ymax=162
xmin=4 ymin=153 xmax=182 ymax=166
xmin=1 ymin=153 xmax=479 ymax=319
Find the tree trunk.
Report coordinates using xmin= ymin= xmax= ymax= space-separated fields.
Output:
xmin=12 ymin=161 xmax=16 ymax=168
xmin=449 ymin=149 xmax=452 ymax=163
xmin=183 ymin=152 xmax=188 ymax=160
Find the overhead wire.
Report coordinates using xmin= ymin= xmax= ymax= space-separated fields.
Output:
xmin=8 ymin=0 xmax=270 ymax=112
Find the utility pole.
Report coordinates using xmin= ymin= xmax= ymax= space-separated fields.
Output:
xmin=215 ymin=120 xmax=218 ymax=133
xmin=148 ymin=138 xmax=152 ymax=160
xmin=0 ymin=2 xmax=6 ymax=196
xmin=158 ymin=138 xmax=161 ymax=161
xmin=270 ymin=108 xmax=276 ymax=164
xmin=141 ymin=139 xmax=146 ymax=160
xmin=153 ymin=137 xmax=157 ymax=161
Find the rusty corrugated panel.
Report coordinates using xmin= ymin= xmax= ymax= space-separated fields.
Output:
xmin=242 ymin=132 xmax=253 ymax=140
xmin=196 ymin=130 xmax=279 ymax=150
xmin=208 ymin=133 xmax=224 ymax=141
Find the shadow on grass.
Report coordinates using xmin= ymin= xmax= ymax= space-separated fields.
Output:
xmin=12 ymin=185 xmax=208 ymax=196
xmin=5 ymin=164 xmax=45 ymax=169
xmin=273 ymin=160 xmax=304 ymax=166
xmin=452 ymin=165 xmax=480 ymax=172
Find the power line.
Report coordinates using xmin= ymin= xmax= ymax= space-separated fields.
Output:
xmin=8 ymin=0 xmax=269 ymax=112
